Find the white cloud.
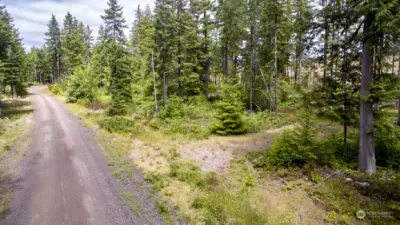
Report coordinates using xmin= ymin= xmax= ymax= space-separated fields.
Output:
xmin=3 ymin=0 xmax=153 ymax=49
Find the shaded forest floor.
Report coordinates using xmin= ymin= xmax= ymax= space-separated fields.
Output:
xmin=48 ymin=89 xmax=400 ymax=225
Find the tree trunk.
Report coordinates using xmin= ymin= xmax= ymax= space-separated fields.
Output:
xmin=398 ymin=54 xmax=400 ymax=126
xmin=163 ymin=72 xmax=168 ymax=106
xmin=152 ymin=51 xmax=159 ymax=113
xmin=233 ymin=56 xmax=238 ymax=78
xmin=397 ymin=98 xmax=400 ymax=126
xmin=274 ymin=12 xmax=279 ymax=119
xmin=12 ymin=84 xmax=17 ymax=99
xmin=294 ymin=41 xmax=303 ymax=85
xmin=57 ymin=48 xmax=60 ymax=83
xmin=269 ymin=66 xmax=273 ymax=113
xmin=203 ymin=9 xmax=210 ymax=98
xmin=323 ymin=1 xmax=329 ymax=78
xmin=392 ymin=54 xmax=395 ymax=74
xmin=223 ymin=45 xmax=228 ymax=77
xmin=249 ymin=11 xmax=255 ymax=112
xmin=259 ymin=65 xmax=272 ymax=112
xmin=359 ymin=13 xmax=376 ymax=174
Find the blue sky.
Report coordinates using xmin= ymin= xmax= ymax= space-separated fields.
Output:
xmin=3 ymin=0 xmax=153 ymax=49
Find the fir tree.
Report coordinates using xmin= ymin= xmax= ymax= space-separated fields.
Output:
xmin=107 ymin=41 xmax=132 ymax=115
xmin=97 ymin=25 xmax=106 ymax=43
xmin=154 ymin=0 xmax=177 ymax=106
xmin=0 ymin=5 xmax=25 ymax=96
xmin=212 ymin=82 xmax=246 ymax=135
xmin=101 ymin=0 xmax=127 ymax=44
xmin=45 ymin=15 xmax=62 ymax=82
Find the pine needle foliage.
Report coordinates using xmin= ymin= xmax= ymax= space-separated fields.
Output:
xmin=107 ymin=41 xmax=132 ymax=116
xmin=212 ymin=83 xmax=246 ymax=135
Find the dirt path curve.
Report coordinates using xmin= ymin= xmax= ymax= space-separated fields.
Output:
xmin=1 ymin=87 xmax=145 ymax=225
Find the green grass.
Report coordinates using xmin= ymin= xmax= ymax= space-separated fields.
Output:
xmin=0 ymin=97 xmax=34 ymax=220
xmin=98 ymin=116 xmax=136 ymax=134
xmin=192 ymin=191 xmax=291 ymax=225
xmin=306 ymin=177 xmax=400 ymax=225
xmin=0 ymin=98 xmax=33 ymax=160
xmin=0 ymin=98 xmax=34 ymax=120
xmin=156 ymin=200 xmax=173 ymax=225
xmin=169 ymin=161 xmax=205 ymax=188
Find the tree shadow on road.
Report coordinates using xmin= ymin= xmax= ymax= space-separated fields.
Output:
xmin=0 ymin=99 xmax=34 ymax=121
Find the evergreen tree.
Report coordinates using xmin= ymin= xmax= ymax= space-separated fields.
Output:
xmin=154 ymin=0 xmax=177 ymax=106
xmin=97 ymin=25 xmax=106 ymax=43
xmin=216 ymin=0 xmax=246 ymax=78
xmin=45 ymin=15 xmax=62 ymax=82
xmin=83 ymin=25 xmax=94 ymax=63
xmin=130 ymin=4 xmax=156 ymax=114
xmin=61 ymin=12 xmax=77 ymax=75
xmin=190 ymin=0 xmax=214 ymax=97
xmin=212 ymin=82 xmax=246 ymax=135
xmin=0 ymin=6 xmax=25 ymax=96
xmin=175 ymin=0 xmax=202 ymax=96
xmin=107 ymin=41 xmax=132 ymax=115
xmin=101 ymin=0 xmax=127 ymax=44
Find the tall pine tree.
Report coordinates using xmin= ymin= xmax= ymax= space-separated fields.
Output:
xmin=45 ymin=15 xmax=62 ymax=82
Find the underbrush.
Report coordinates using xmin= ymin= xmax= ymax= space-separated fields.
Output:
xmin=246 ymin=110 xmax=400 ymax=225
xmin=244 ymin=111 xmax=296 ymax=133
xmin=307 ymin=177 xmax=400 ymax=225
xmin=149 ymin=95 xmax=217 ymax=139
xmin=169 ymin=161 xmax=205 ymax=188
xmin=98 ymin=116 xmax=136 ymax=134
xmin=48 ymin=83 xmax=65 ymax=96
xmin=192 ymin=191 xmax=285 ymax=225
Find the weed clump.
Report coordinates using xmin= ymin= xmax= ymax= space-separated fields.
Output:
xmin=49 ymin=83 xmax=64 ymax=95
xmin=169 ymin=161 xmax=205 ymax=188
xmin=193 ymin=191 xmax=278 ymax=225
xmin=76 ymin=98 xmax=90 ymax=107
xmin=98 ymin=116 xmax=136 ymax=134
xmin=144 ymin=172 xmax=165 ymax=191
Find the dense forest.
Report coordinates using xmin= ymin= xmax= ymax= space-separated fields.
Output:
xmin=2 ymin=0 xmax=400 ymax=173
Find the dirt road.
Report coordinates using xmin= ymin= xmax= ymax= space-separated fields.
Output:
xmin=1 ymin=87 xmax=145 ymax=225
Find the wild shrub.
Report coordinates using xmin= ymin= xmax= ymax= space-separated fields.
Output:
xmin=265 ymin=111 xmax=318 ymax=167
xmin=88 ymin=101 xmax=109 ymax=110
xmin=153 ymin=95 xmax=215 ymax=138
xmin=194 ymin=191 xmax=279 ymax=225
xmin=98 ymin=116 xmax=136 ymax=134
xmin=375 ymin=119 xmax=400 ymax=169
xmin=66 ymin=67 xmax=97 ymax=103
xmin=76 ymin=99 xmax=90 ymax=107
xmin=159 ymin=95 xmax=185 ymax=119
xmin=49 ymin=83 xmax=63 ymax=95
xmin=144 ymin=172 xmax=165 ymax=191
xmin=169 ymin=161 xmax=205 ymax=188
xmin=317 ymin=119 xmax=400 ymax=169
xmin=244 ymin=111 xmax=295 ymax=133
xmin=212 ymin=83 xmax=246 ymax=135
xmin=16 ymin=83 xmax=28 ymax=97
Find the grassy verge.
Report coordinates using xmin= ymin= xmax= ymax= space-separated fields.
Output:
xmin=0 ymin=96 xmax=34 ymax=219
